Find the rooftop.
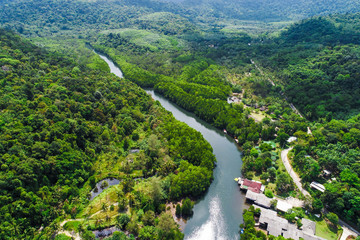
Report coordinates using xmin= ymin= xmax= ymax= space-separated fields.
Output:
xmin=256 ymin=206 xmax=326 ymax=240
xmin=239 ymin=178 xmax=263 ymax=193
xmin=276 ymin=200 xmax=292 ymax=212
xmin=310 ymin=182 xmax=326 ymax=192
xmin=245 ymin=191 xmax=272 ymax=208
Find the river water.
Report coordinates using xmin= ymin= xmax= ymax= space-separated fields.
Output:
xmin=95 ymin=51 xmax=245 ymax=240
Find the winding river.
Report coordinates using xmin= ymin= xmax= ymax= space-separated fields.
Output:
xmin=95 ymin=50 xmax=245 ymax=240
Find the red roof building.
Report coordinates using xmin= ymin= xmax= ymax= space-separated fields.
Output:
xmin=238 ymin=178 xmax=264 ymax=193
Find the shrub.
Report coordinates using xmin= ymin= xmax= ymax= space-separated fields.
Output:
xmin=264 ymin=189 xmax=274 ymax=198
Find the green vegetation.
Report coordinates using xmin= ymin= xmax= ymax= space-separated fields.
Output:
xmin=0 ymin=29 xmax=216 ymax=239
xmin=1 ymin=0 xmax=360 ymax=238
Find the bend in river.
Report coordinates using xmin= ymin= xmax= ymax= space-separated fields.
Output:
xmin=95 ymin=50 xmax=245 ymax=240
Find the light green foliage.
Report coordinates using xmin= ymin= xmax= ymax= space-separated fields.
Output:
xmin=55 ymin=234 xmax=72 ymax=240
xmin=276 ymin=173 xmax=294 ymax=193
xmin=326 ymin=212 xmax=339 ymax=226
xmin=264 ymin=189 xmax=274 ymax=198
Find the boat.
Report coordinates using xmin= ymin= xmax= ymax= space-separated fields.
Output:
xmin=223 ymin=129 xmax=227 ymax=134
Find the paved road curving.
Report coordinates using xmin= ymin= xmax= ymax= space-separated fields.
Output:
xmin=281 ymin=147 xmax=310 ymax=197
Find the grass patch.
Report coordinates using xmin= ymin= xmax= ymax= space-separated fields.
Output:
xmin=78 ymin=184 xmax=122 ymax=218
xmin=55 ymin=234 xmax=72 ymax=240
xmin=315 ymin=219 xmax=341 ymax=240
xmin=100 ymin=28 xmax=184 ymax=51
xmin=63 ymin=221 xmax=81 ymax=231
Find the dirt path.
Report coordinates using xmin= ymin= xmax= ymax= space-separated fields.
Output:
xmin=250 ymin=59 xmax=305 ymax=119
xmin=250 ymin=59 xmax=275 ymax=86
xmin=281 ymin=147 xmax=310 ymax=197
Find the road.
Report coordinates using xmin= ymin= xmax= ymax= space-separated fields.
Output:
xmin=281 ymin=147 xmax=310 ymax=197
xmin=282 ymin=148 xmax=359 ymax=239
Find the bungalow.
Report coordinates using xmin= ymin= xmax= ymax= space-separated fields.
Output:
xmin=238 ymin=178 xmax=265 ymax=193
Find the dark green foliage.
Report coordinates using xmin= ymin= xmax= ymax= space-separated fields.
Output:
xmin=181 ymin=198 xmax=193 ymax=218
xmin=175 ymin=204 xmax=181 ymax=217
xmin=116 ymin=214 xmax=130 ymax=230
xmin=312 ymin=199 xmax=324 ymax=214
xmin=327 ymin=212 xmax=339 ymax=226
xmin=276 ymin=173 xmax=294 ymax=193
xmin=0 ymin=29 xmax=217 ymax=239
xmin=170 ymin=161 xmax=212 ymax=199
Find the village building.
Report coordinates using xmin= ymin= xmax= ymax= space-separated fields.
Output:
xmin=276 ymin=200 xmax=292 ymax=213
xmin=257 ymin=206 xmax=326 ymax=240
xmin=238 ymin=178 xmax=265 ymax=193
xmin=310 ymin=182 xmax=326 ymax=192
xmin=245 ymin=191 xmax=272 ymax=209
xmin=323 ymin=169 xmax=332 ymax=177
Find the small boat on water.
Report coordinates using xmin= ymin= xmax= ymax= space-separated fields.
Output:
xmin=223 ymin=129 xmax=227 ymax=134
xmin=235 ymin=138 xmax=239 ymax=143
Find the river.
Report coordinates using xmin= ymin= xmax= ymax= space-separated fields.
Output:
xmin=94 ymin=50 xmax=246 ymax=240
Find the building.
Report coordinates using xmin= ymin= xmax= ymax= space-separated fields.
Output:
xmin=276 ymin=200 xmax=292 ymax=213
xmin=245 ymin=191 xmax=272 ymax=208
xmin=310 ymin=182 xmax=326 ymax=192
xmin=257 ymin=206 xmax=326 ymax=240
xmin=323 ymin=170 xmax=332 ymax=177
xmin=238 ymin=178 xmax=265 ymax=193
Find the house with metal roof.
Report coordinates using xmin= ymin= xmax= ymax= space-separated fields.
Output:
xmin=257 ymin=206 xmax=326 ymax=240
xmin=245 ymin=191 xmax=272 ymax=208
xmin=238 ymin=178 xmax=265 ymax=193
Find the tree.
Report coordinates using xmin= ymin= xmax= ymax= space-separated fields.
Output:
xmin=138 ymin=226 xmax=157 ymax=240
xmin=112 ymin=231 xmax=127 ymax=240
xmin=276 ymin=173 xmax=293 ymax=193
xmin=277 ymin=132 xmax=289 ymax=148
xmin=149 ymin=177 xmax=163 ymax=207
xmin=157 ymin=212 xmax=177 ymax=239
xmin=326 ymin=212 xmax=339 ymax=226
xmin=181 ymin=198 xmax=193 ymax=218
xmin=264 ymin=189 xmax=274 ymax=198
xmin=142 ymin=210 xmax=155 ymax=226
xmin=175 ymin=204 xmax=181 ymax=217
xmin=82 ymin=230 xmax=95 ymax=240
xmin=116 ymin=214 xmax=130 ymax=229
xmin=243 ymin=210 xmax=255 ymax=228
xmin=312 ymin=199 xmax=323 ymax=214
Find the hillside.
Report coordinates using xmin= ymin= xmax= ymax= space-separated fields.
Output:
xmin=161 ymin=0 xmax=360 ymax=22
xmin=0 ymin=29 xmax=215 ymax=239
xmin=251 ymin=14 xmax=360 ymax=119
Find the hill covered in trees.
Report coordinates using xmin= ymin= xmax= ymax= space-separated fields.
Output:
xmin=250 ymin=14 xmax=360 ymax=119
xmin=0 ymin=29 xmax=216 ymax=239
xmin=2 ymin=0 xmax=360 ymax=238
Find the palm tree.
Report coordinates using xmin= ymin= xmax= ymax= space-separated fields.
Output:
xmin=101 ymin=202 xmax=108 ymax=212
xmin=126 ymin=192 xmax=135 ymax=208
xmin=105 ymin=215 xmax=111 ymax=223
